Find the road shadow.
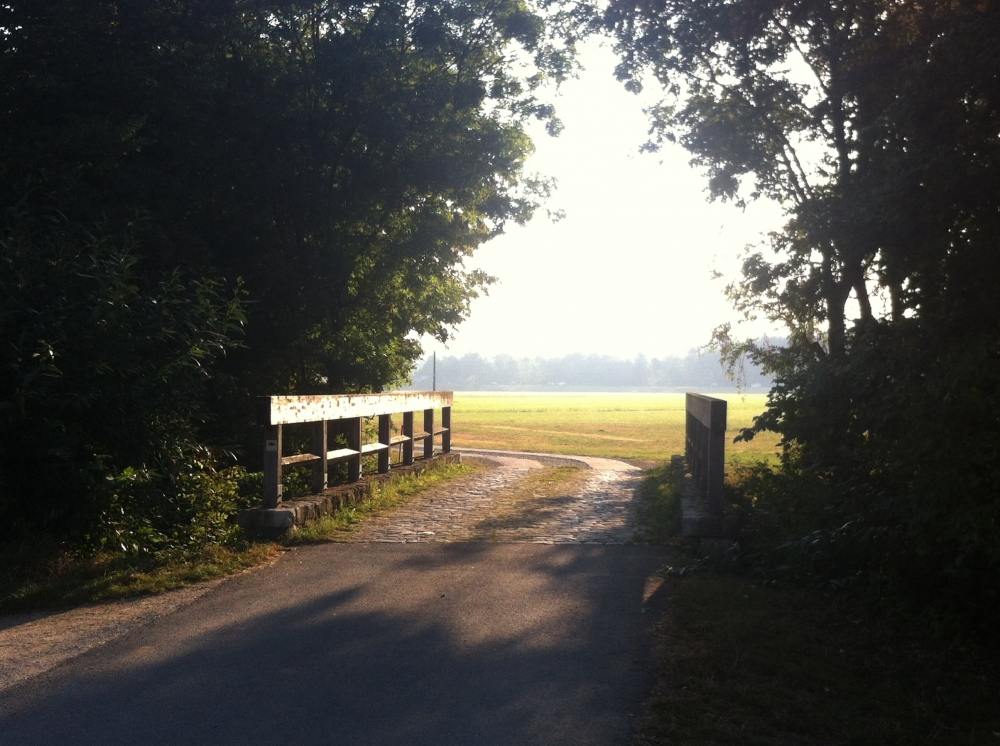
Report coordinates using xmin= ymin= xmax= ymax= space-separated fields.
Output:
xmin=1 ymin=542 xmax=670 ymax=745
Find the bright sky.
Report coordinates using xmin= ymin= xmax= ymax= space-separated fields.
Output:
xmin=424 ymin=40 xmax=786 ymax=360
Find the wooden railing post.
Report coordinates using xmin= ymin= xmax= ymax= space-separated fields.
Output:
xmin=441 ymin=406 xmax=452 ymax=453
xmin=347 ymin=416 xmax=362 ymax=482
xmin=423 ymin=408 xmax=434 ymax=459
xmin=402 ymin=411 xmax=415 ymax=465
xmin=706 ymin=402 xmax=726 ymax=518
xmin=263 ymin=423 xmax=283 ymax=509
xmin=685 ymin=393 xmax=727 ymax=528
xmin=377 ymin=414 xmax=391 ymax=473
xmin=311 ymin=420 xmax=328 ymax=493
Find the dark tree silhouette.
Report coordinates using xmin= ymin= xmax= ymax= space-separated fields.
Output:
xmin=608 ymin=0 xmax=1000 ymax=619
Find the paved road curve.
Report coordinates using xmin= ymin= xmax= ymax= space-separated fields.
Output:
xmin=1 ymin=453 xmax=668 ymax=745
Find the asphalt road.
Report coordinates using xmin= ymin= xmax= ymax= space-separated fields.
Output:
xmin=1 ymin=541 xmax=668 ymax=745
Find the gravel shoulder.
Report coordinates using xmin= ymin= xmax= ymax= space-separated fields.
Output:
xmin=0 ymin=578 xmax=226 ymax=693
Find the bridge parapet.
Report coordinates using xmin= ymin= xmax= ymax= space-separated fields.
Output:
xmin=682 ymin=392 xmax=727 ymax=536
xmin=257 ymin=391 xmax=453 ymax=509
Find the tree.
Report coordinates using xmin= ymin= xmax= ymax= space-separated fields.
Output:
xmin=0 ymin=0 xmax=585 ymax=548
xmin=1 ymin=0 xmax=582 ymax=392
xmin=608 ymin=0 xmax=1000 ymax=615
xmin=0 ymin=212 xmax=247 ymax=549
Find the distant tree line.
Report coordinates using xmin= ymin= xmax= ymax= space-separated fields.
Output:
xmin=410 ymin=350 xmax=772 ymax=390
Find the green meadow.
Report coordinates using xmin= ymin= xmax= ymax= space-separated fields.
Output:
xmin=450 ymin=391 xmax=779 ymax=467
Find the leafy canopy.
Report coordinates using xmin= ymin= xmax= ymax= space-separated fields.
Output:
xmin=608 ymin=0 xmax=1000 ymax=617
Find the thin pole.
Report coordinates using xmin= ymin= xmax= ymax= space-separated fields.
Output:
xmin=432 ymin=351 xmax=436 ymax=391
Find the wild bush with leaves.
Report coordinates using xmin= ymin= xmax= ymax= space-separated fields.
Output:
xmin=609 ymin=0 xmax=1000 ymax=624
xmin=0 ymin=215 xmax=246 ymax=555
xmin=1 ymin=0 xmax=588 ymax=562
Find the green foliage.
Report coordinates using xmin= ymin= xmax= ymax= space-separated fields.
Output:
xmin=734 ymin=329 xmax=1000 ymax=622
xmin=636 ymin=461 xmax=685 ymax=542
xmin=0 ymin=214 xmax=246 ymax=552
xmin=0 ymin=1 xmax=584 ymax=557
xmin=610 ymin=0 xmax=1000 ymax=625
xmin=1 ymin=0 xmax=582 ymax=394
xmin=104 ymin=462 xmax=262 ymax=557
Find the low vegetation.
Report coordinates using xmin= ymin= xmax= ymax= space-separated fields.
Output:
xmin=0 ymin=462 xmax=474 ymax=612
xmin=452 ymin=392 xmax=778 ymax=467
xmin=0 ymin=542 xmax=281 ymax=614
xmin=638 ymin=573 xmax=1000 ymax=745
xmin=635 ymin=461 xmax=1000 ymax=744
xmin=633 ymin=459 xmax=685 ymax=543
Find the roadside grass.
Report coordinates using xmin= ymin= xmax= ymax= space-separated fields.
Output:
xmin=0 ymin=462 xmax=475 ymax=612
xmin=633 ymin=462 xmax=1000 ymax=744
xmin=638 ymin=572 xmax=1000 ymax=745
xmin=288 ymin=462 xmax=475 ymax=542
xmin=452 ymin=391 xmax=778 ymax=467
xmin=634 ymin=459 xmax=686 ymax=543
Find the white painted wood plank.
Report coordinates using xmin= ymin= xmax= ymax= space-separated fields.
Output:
xmin=261 ymin=391 xmax=454 ymax=425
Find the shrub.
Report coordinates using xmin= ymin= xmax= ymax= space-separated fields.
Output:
xmin=0 ymin=212 xmax=246 ymax=555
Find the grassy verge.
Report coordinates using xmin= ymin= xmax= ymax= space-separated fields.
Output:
xmin=0 ymin=542 xmax=281 ymax=614
xmin=634 ymin=459 xmax=686 ymax=543
xmin=639 ymin=572 xmax=1000 ymax=745
xmin=633 ymin=460 xmax=1000 ymax=743
xmin=0 ymin=462 xmax=475 ymax=612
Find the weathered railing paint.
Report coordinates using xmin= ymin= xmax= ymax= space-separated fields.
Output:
xmin=261 ymin=392 xmax=453 ymax=425
xmin=685 ymin=393 xmax=727 ymax=527
xmin=257 ymin=391 xmax=453 ymax=509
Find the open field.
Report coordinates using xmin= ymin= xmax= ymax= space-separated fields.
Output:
xmin=450 ymin=391 xmax=779 ymax=467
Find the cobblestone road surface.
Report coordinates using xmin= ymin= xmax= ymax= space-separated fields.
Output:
xmin=347 ymin=449 xmax=643 ymax=545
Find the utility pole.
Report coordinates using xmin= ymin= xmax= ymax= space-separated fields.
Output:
xmin=432 ymin=351 xmax=436 ymax=391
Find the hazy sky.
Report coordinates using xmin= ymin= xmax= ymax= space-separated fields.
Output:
xmin=423 ymin=40 xmax=786 ymax=360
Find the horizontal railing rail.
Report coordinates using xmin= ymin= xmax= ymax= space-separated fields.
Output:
xmin=257 ymin=391 xmax=453 ymax=509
